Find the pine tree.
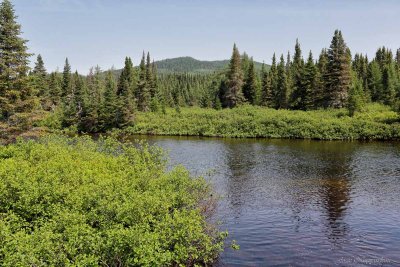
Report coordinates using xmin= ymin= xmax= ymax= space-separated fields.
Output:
xmin=0 ymin=0 xmax=34 ymax=119
xmin=314 ymin=49 xmax=328 ymax=108
xmin=348 ymin=75 xmax=366 ymax=116
xmin=269 ymin=53 xmax=278 ymax=108
xmin=222 ymin=44 xmax=245 ymax=108
xmin=301 ymin=51 xmax=317 ymax=110
xmin=116 ymin=57 xmax=136 ymax=126
xmin=99 ymin=70 xmax=118 ymax=130
xmin=381 ymin=62 xmax=397 ymax=106
xmin=137 ymin=52 xmax=151 ymax=111
xmin=260 ymin=63 xmax=273 ymax=107
xmin=325 ymin=30 xmax=351 ymax=108
xmin=276 ymin=55 xmax=289 ymax=109
xmin=48 ymin=71 xmax=62 ymax=107
xmin=290 ymin=39 xmax=305 ymax=109
xmin=243 ymin=58 xmax=257 ymax=104
xmin=31 ymin=54 xmax=48 ymax=99
xmin=62 ymin=58 xmax=72 ymax=98
xmin=367 ymin=60 xmax=383 ymax=102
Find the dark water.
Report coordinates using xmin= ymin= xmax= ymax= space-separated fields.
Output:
xmin=130 ymin=136 xmax=400 ymax=266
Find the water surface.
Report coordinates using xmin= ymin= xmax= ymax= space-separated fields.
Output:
xmin=129 ymin=136 xmax=400 ymax=266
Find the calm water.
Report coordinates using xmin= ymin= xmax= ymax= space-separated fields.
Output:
xmin=130 ymin=136 xmax=400 ymax=266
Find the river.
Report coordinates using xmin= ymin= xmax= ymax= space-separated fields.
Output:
xmin=128 ymin=135 xmax=400 ymax=266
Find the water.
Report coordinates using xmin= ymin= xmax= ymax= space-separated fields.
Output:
xmin=128 ymin=136 xmax=400 ymax=266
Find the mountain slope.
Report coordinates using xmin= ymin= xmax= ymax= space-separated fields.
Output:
xmin=155 ymin=56 xmax=267 ymax=73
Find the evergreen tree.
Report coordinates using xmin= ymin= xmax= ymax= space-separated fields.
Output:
xmin=348 ymin=75 xmax=366 ymax=116
xmin=367 ymin=60 xmax=383 ymax=102
xmin=301 ymin=51 xmax=317 ymax=110
xmin=290 ymin=39 xmax=305 ymax=109
xmin=260 ymin=63 xmax=273 ymax=107
xmin=137 ymin=52 xmax=151 ymax=111
xmin=325 ymin=30 xmax=351 ymax=108
xmin=243 ymin=58 xmax=257 ymax=104
xmin=62 ymin=58 xmax=72 ymax=98
xmin=276 ymin=55 xmax=289 ymax=109
xmin=48 ymin=71 xmax=62 ymax=107
xmin=269 ymin=53 xmax=278 ymax=108
xmin=99 ymin=70 xmax=118 ymax=130
xmin=314 ymin=49 xmax=328 ymax=108
xmin=32 ymin=54 xmax=48 ymax=98
xmin=0 ymin=0 xmax=34 ymax=119
xmin=222 ymin=44 xmax=245 ymax=108
xmin=381 ymin=62 xmax=397 ymax=106
xmin=116 ymin=57 xmax=135 ymax=126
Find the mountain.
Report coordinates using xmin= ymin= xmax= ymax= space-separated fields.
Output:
xmin=112 ymin=56 xmax=269 ymax=76
xmin=154 ymin=57 xmax=267 ymax=74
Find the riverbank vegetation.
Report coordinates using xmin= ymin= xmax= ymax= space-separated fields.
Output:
xmin=0 ymin=0 xmax=400 ymax=142
xmin=0 ymin=135 xmax=225 ymax=266
xmin=121 ymin=104 xmax=400 ymax=140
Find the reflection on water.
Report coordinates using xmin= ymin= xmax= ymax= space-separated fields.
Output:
xmin=127 ymin=136 xmax=400 ymax=266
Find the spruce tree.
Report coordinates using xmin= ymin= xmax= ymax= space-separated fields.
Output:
xmin=314 ymin=49 xmax=328 ymax=108
xmin=367 ymin=60 xmax=383 ymax=102
xmin=0 ymin=0 xmax=34 ymax=119
xmin=325 ymin=30 xmax=351 ymax=108
xmin=260 ymin=63 xmax=273 ymax=107
xmin=137 ymin=52 xmax=151 ymax=111
xmin=301 ymin=51 xmax=317 ymax=110
xmin=116 ymin=57 xmax=135 ymax=126
xmin=32 ymin=54 xmax=48 ymax=99
xmin=222 ymin=44 xmax=245 ymax=108
xmin=381 ymin=62 xmax=397 ymax=106
xmin=48 ymin=71 xmax=62 ymax=107
xmin=269 ymin=53 xmax=278 ymax=108
xmin=62 ymin=58 xmax=72 ymax=98
xmin=348 ymin=75 xmax=366 ymax=116
xmin=276 ymin=55 xmax=289 ymax=109
xmin=100 ymin=70 xmax=118 ymax=130
xmin=290 ymin=39 xmax=304 ymax=109
xmin=242 ymin=58 xmax=257 ymax=104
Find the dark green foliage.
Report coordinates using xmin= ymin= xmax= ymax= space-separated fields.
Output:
xmin=137 ymin=52 xmax=151 ymax=112
xmin=276 ymin=55 xmax=289 ymax=109
xmin=222 ymin=44 xmax=245 ymax=108
xmin=260 ymin=63 xmax=273 ymax=107
xmin=243 ymin=59 xmax=257 ymax=104
xmin=290 ymin=39 xmax=305 ymax=109
xmin=99 ymin=70 xmax=118 ymax=130
xmin=348 ymin=76 xmax=366 ymax=116
xmin=31 ymin=54 xmax=48 ymax=96
xmin=381 ymin=62 xmax=398 ymax=106
xmin=325 ymin=30 xmax=351 ymax=108
xmin=62 ymin=58 xmax=72 ymax=98
xmin=301 ymin=51 xmax=317 ymax=110
xmin=0 ymin=0 xmax=34 ymax=119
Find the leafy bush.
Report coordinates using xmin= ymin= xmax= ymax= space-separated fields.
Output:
xmin=0 ymin=135 xmax=224 ymax=266
xmin=123 ymin=104 xmax=400 ymax=140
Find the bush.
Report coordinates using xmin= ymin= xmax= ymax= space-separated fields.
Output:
xmin=0 ymin=135 xmax=224 ymax=266
xmin=123 ymin=104 xmax=400 ymax=140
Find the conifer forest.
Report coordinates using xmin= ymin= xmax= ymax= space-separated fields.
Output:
xmin=1 ymin=0 xmax=400 ymax=266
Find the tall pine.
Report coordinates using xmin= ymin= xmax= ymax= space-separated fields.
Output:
xmin=325 ymin=30 xmax=351 ymax=108
xmin=222 ymin=44 xmax=245 ymax=108
xmin=0 ymin=0 xmax=34 ymax=119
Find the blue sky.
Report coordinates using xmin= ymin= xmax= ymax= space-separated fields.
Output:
xmin=12 ymin=0 xmax=400 ymax=73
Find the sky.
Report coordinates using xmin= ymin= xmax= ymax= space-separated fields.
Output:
xmin=12 ymin=0 xmax=400 ymax=74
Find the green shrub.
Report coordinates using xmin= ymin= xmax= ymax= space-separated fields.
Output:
xmin=123 ymin=104 xmax=400 ymax=140
xmin=0 ymin=135 xmax=224 ymax=266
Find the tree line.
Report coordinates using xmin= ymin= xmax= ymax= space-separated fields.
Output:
xmin=1 ymin=0 xmax=399 ymax=134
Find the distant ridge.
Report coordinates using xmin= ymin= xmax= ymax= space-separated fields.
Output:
xmin=113 ymin=56 xmax=268 ymax=75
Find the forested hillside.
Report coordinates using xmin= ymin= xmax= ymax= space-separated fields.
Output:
xmin=0 ymin=0 xmax=399 ymax=140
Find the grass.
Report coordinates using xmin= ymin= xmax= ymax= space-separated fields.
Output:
xmin=122 ymin=103 xmax=400 ymax=140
